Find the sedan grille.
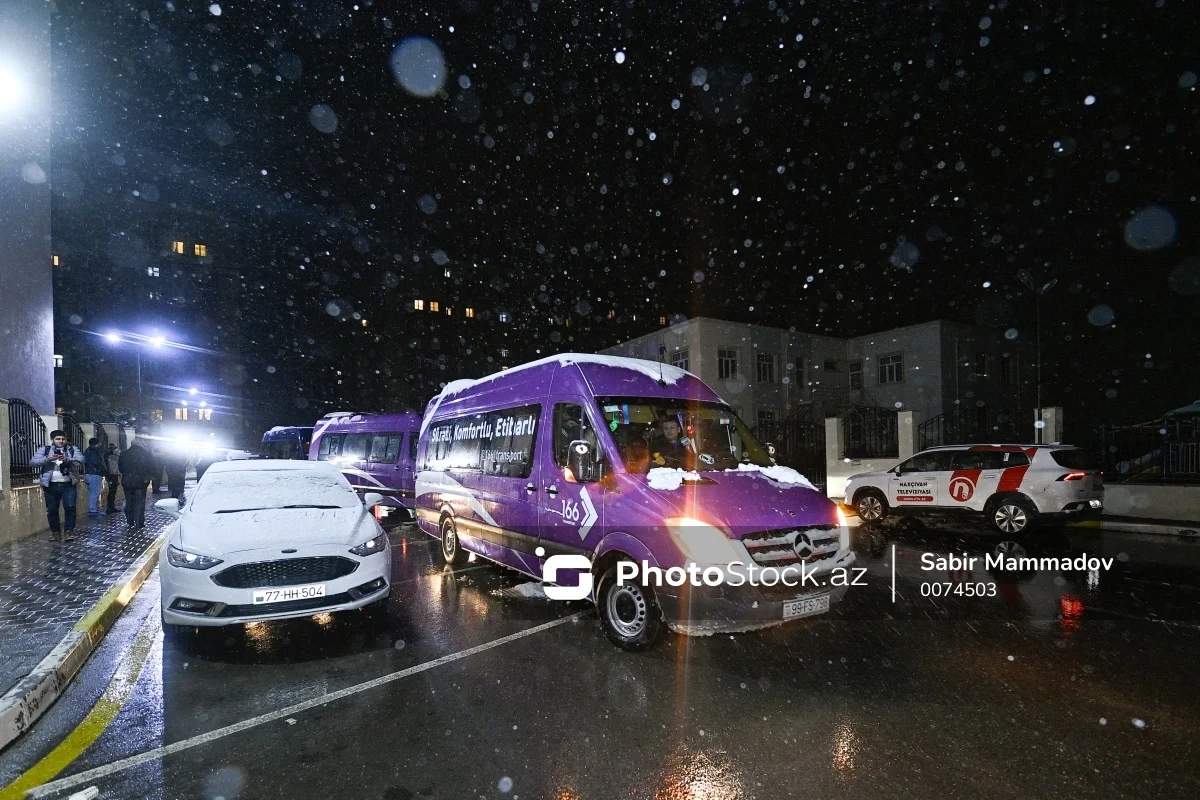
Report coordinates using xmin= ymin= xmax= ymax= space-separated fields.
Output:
xmin=740 ymin=525 xmax=841 ymax=569
xmin=211 ymin=557 xmax=359 ymax=589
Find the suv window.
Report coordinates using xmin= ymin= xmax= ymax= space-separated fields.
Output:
xmin=1050 ymin=449 xmax=1095 ymax=470
xmin=952 ymin=450 xmax=1026 ymax=470
xmin=899 ymin=450 xmax=955 ymax=472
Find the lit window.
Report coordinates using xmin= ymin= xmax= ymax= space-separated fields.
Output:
xmin=499 ymin=348 xmax=509 ymax=357
xmin=151 ymin=409 xmax=164 ymax=421
xmin=444 ymin=268 xmax=452 ymax=278
xmin=194 ymin=244 xmax=207 ymax=257
xmin=52 ymin=255 xmax=60 ymax=267
xmin=175 ymin=407 xmax=188 ymax=420
xmin=198 ymin=408 xmax=212 ymax=421
xmin=607 ymin=309 xmax=616 ymax=319
xmin=445 ymin=307 xmax=452 ymax=316
xmin=565 ymin=317 xmax=572 ymax=328
xmin=53 ymin=354 xmax=63 ymax=368
xmin=171 ymin=241 xmax=184 ymax=254
xmin=659 ymin=316 xmax=667 ymax=326
xmin=147 ymin=266 xmax=160 ymax=277
xmin=498 ymin=312 xmax=510 ymax=323
xmin=148 ymin=291 xmax=159 ymax=300
xmin=429 ymin=301 xmax=440 ymax=312
xmin=464 ymin=307 xmax=475 ymax=318
xmin=413 ymin=299 xmax=425 ymax=311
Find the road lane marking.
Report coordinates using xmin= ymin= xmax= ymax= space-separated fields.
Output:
xmin=0 ymin=609 xmax=159 ymax=800
xmin=25 ymin=611 xmax=589 ymax=799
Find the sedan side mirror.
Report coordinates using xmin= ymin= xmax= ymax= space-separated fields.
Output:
xmin=362 ymin=492 xmax=384 ymax=508
xmin=155 ymin=498 xmax=182 ymax=518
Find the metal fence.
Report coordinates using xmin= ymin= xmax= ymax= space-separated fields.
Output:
xmin=1101 ymin=420 xmax=1200 ymax=484
xmin=61 ymin=415 xmax=87 ymax=451
xmin=7 ymin=398 xmax=48 ymax=487
xmin=843 ymin=406 xmax=898 ymax=459
xmin=754 ymin=418 xmax=827 ymax=490
xmin=917 ymin=410 xmax=1021 ymax=451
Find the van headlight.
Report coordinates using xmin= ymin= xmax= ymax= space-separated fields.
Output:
xmin=350 ymin=532 xmax=388 ymax=557
xmin=665 ymin=517 xmax=740 ymax=564
xmin=166 ymin=544 xmax=223 ymax=570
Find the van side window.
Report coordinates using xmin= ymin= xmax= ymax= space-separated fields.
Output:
xmin=408 ymin=432 xmax=419 ymax=460
xmin=425 ymin=405 xmax=540 ymax=478
xmin=368 ymin=434 xmax=391 ymax=463
xmin=316 ymin=433 xmax=345 ymax=461
xmin=385 ymin=435 xmax=402 ymax=463
xmin=342 ymin=433 xmax=369 ymax=461
xmin=554 ymin=403 xmax=598 ymax=467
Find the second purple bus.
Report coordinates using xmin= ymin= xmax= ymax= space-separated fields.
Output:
xmin=308 ymin=411 xmax=423 ymax=523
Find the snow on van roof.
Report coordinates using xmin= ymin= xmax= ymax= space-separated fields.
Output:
xmin=436 ymin=353 xmax=692 ymax=400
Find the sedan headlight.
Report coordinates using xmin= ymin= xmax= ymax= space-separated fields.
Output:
xmin=166 ymin=544 xmax=223 ymax=570
xmin=665 ymin=517 xmax=740 ymax=564
xmin=349 ymin=532 xmax=388 ymax=557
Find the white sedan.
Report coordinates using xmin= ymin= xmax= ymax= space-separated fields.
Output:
xmin=157 ymin=460 xmax=391 ymax=631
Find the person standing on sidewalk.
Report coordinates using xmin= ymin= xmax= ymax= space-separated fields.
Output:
xmin=164 ymin=449 xmax=188 ymax=503
xmin=83 ymin=437 xmax=106 ymax=518
xmin=29 ymin=430 xmax=85 ymax=541
xmin=118 ymin=439 xmax=155 ymax=531
xmin=104 ymin=443 xmax=121 ymax=514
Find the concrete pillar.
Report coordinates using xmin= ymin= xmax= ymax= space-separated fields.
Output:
xmin=825 ymin=414 xmax=844 ymax=466
xmin=897 ymin=410 xmax=923 ymax=460
xmin=1036 ymin=406 xmax=1064 ymax=444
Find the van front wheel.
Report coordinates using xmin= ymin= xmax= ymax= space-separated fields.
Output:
xmin=440 ymin=516 xmax=471 ymax=567
xmin=597 ymin=562 xmax=663 ymax=651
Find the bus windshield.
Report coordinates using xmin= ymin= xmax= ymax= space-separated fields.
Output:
xmin=595 ymin=397 xmax=773 ymax=475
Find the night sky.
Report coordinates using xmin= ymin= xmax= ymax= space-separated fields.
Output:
xmin=49 ymin=0 xmax=1199 ymax=435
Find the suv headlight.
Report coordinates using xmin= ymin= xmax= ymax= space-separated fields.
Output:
xmin=665 ymin=517 xmax=740 ymax=564
xmin=166 ymin=544 xmax=223 ymax=570
xmin=350 ymin=532 xmax=388 ymax=557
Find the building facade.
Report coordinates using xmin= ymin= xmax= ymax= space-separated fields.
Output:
xmin=602 ymin=317 xmax=1026 ymax=439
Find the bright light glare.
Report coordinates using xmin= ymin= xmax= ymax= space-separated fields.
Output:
xmin=0 ymin=69 xmax=23 ymax=112
xmin=104 ymin=332 xmax=121 ymax=344
xmin=148 ymin=335 xmax=166 ymax=347
xmin=188 ymin=387 xmax=198 ymax=395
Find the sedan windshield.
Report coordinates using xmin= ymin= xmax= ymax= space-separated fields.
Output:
xmin=596 ymin=397 xmax=773 ymax=474
xmin=188 ymin=471 xmax=360 ymax=515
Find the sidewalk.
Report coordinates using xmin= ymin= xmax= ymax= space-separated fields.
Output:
xmin=1067 ymin=515 xmax=1200 ymax=538
xmin=0 ymin=502 xmax=169 ymax=748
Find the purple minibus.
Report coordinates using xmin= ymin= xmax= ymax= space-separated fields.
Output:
xmin=309 ymin=411 xmax=423 ymax=523
xmin=415 ymin=354 xmax=855 ymax=650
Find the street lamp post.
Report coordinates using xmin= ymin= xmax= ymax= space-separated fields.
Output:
xmin=1018 ymin=271 xmax=1058 ymax=444
xmin=104 ymin=331 xmax=167 ymax=424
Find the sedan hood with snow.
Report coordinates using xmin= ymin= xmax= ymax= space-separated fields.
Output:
xmin=179 ymin=506 xmax=368 ymax=555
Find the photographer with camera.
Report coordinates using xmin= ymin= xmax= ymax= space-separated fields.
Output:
xmin=29 ymin=430 xmax=86 ymax=541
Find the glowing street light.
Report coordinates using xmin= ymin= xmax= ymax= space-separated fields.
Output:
xmin=188 ymin=387 xmax=198 ymax=396
xmin=148 ymin=335 xmax=167 ymax=348
xmin=0 ymin=68 xmax=23 ymax=113
xmin=104 ymin=331 xmax=121 ymax=344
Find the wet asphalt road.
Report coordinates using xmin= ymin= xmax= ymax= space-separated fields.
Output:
xmin=4 ymin=522 xmax=1200 ymax=800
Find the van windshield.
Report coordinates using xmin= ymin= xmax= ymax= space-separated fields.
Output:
xmin=595 ymin=397 xmax=773 ymax=474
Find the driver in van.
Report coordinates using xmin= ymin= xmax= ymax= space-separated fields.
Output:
xmin=650 ymin=417 xmax=688 ymax=468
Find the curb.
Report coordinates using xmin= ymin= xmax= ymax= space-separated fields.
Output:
xmin=1066 ymin=519 xmax=1200 ymax=538
xmin=0 ymin=536 xmax=165 ymax=753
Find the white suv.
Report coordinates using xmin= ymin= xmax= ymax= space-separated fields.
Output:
xmin=844 ymin=445 xmax=1103 ymax=535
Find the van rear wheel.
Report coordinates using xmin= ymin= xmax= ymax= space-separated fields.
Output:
xmin=597 ymin=562 xmax=663 ymax=651
xmin=440 ymin=516 xmax=470 ymax=567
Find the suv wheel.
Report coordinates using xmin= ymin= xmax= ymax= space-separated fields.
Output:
xmin=988 ymin=497 xmax=1036 ymax=535
xmin=855 ymin=490 xmax=888 ymax=522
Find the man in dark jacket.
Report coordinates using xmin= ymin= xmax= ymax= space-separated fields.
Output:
xmin=83 ymin=438 xmax=106 ymax=518
xmin=30 ymin=430 xmax=85 ymax=541
xmin=118 ymin=440 xmax=155 ymax=531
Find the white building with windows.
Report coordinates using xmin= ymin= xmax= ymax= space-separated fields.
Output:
xmin=600 ymin=317 xmax=1024 ymax=435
